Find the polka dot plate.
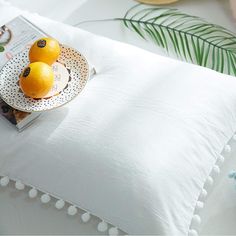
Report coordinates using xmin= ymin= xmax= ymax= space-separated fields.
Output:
xmin=0 ymin=45 xmax=89 ymax=112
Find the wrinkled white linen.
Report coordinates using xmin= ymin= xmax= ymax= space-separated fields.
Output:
xmin=1 ymin=3 xmax=236 ymax=235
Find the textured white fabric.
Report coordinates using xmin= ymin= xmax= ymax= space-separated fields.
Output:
xmin=1 ymin=3 xmax=236 ymax=235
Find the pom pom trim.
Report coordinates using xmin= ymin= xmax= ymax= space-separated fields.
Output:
xmin=0 ymin=176 xmax=121 ymax=234
xmin=188 ymin=136 xmax=234 ymax=235
xmin=2 ymin=135 xmax=235 ymax=235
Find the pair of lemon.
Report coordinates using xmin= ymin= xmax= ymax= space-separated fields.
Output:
xmin=19 ymin=37 xmax=60 ymax=99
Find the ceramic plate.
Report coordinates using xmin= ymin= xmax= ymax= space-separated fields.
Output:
xmin=0 ymin=44 xmax=89 ymax=112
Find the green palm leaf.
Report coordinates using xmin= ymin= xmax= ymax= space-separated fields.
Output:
xmin=119 ymin=4 xmax=236 ymax=76
xmin=0 ymin=45 xmax=4 ymax=53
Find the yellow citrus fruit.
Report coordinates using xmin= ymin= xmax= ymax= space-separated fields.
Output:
xmin=29 ymin=37 xmax=60 ymax=65
xmin=19 ymin=62 xmax=54 ymax=99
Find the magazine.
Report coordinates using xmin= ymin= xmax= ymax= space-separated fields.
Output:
xmin=0 ymin=16 xmax=46 ymax=131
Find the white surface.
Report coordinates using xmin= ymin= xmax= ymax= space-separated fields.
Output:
xmin=1 ymin=0 xmax=236 ymax=235
xmin=1 ymin=3 xmax=236 ymax=235
xmin=64 ymin=0 xmax=236 ymax=56
xmin=6 ymin=0 xmax=87 ymax=22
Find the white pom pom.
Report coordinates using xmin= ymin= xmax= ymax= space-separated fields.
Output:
xmin=200 ymin=189 xmax=208 ymax=199
xmin=189 ymin=229 xmax=198 ymax=236
xmin=213 ymin=165 xmax=220 ymax=174
xmin=81 ymin=212 xmax=91 ymax=223
xmin=0 ymin=176 xmax=9 ymax=187
xmin=109 ymin=227 xmax=119 ymax=236
xmin=218 ymin=155 xmax=225 ymax=163
xmin=28 ymin=188 xmax=38 ymax=198
xmin=224 ymin=145 xmax=231 ymax=153
xmin=192 ymin=215 xmax=201 ymax=225
xmin=55 ymin=199 xmax=65 ymax=210
xmin=206 ymin=176 xmax=214 ymax=186
xmin=196 ymin=201 xmax=204 ymax=210
xmin=15 ymin=181 xmax=25 ymax=190
xmin=41 ymin=194 xmax=51 ymax=204
xmin=97 ymin=221 xmax=108 ymax=232
xmin=67 ymin=205 xmax=77 ymax=216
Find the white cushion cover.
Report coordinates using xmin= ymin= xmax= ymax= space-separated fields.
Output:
xmin=0 ymin=2 xmax=236 ymax=235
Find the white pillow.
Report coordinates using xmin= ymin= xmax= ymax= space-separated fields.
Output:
xmin=0 ymin=4 xmax=236 ymax=235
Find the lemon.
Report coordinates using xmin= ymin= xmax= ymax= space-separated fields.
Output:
xmin=29 ymin=37 xmax=60 ymax=65
xmin=19 ymin=62 xmax=54 ymax=99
